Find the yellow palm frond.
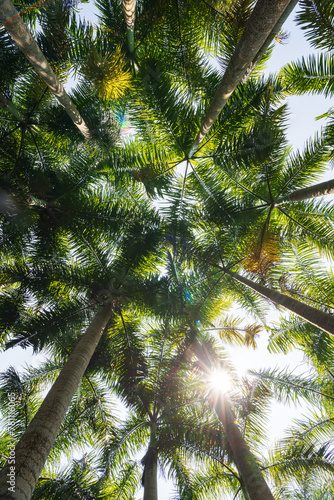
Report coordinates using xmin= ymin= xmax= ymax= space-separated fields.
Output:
xmin=82 ymin=46 xmax=132 ymax=101
xmin=243 ymin=229 xmax=280 ymax=276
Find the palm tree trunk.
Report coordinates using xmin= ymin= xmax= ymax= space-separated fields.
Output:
xmin=215 ymin=397 xmax=274 ymax=500
xmin=0 ymin=301 xmax=113 ymax=500
xmin=122 ymin=0 xmax=136 ymax=54
xmin=0 ymin=91 xmax=24 ymax=122
xmin=241 ymin=0 xmax=298 ymax=83
xmin=226 ymin=269 xmax=334 ymax=336
xmin=275 ymin=178 xmax=334 ymax=204
xmin=189 ymin=0 xmax=295 ymax=157
xmin=142 ymin=422 xmax=158 ymax=500
xmin=0 ymin=0 xmax=91 ymax=139
xmin=192 ymin=341 xmax=273 ymax=499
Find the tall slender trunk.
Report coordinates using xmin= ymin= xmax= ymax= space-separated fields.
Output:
xmin=169 ymin=253 xmax=272 ymax=498
xmin=215 ymin=397 xmax=274 ymax=500
xmin=226 ymin=269 xmax=334 ymax=336
xmin=189 ymin=0 xmax=295 ymax=157
xmin=142 ymin=422 xmax=158 ymax=500
xmin=0 ymin=302 xmax=113 ymax=500
xmin=122 ymin=0 xmax=136 ymax=54
xmin=0 ymin=0 xmax=91 ymax=139
xmin=192 ymin=341 xmax=273 ymax=499
xmin=241 ymin=0 xmax=298 ymax=83
xmin=275 ymin=178 xmax=334 ymax=204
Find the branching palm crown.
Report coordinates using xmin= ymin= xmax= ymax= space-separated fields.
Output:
xmin=1 ymin=0 xmax=334 ymax=498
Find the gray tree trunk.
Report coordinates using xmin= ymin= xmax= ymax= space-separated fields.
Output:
xmin=275 ymin=178 xmax=334 ymax=204
xmin=0 ymin=302 xmax=113 ymax=500
xmin=0 ymin=0 xmax=91 ymax=138
xmin=215 ymin=397 xmax=274 ymax=500
xmin=226 ymin=269 xmax=334 ymax=336
xmin=189 ymin=0 xmax=295 ymax=157
xmin=192 ymin=341 xmax=273 ymax=499
xmin=142 ymin=423 xmax=158 ymax=500
xmin=241 ymin=0 xmax=298 ymax=83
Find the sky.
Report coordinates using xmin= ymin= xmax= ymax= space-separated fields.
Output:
xmin=147 ymin=6 xmax=331 ymax=498
xmin=264 ymin=9 xmax=330 ymax=152
xmin=138 ymin=5 xmax=333 ymax=498
xmin=1 ymin=2 xmax=332 ymax=499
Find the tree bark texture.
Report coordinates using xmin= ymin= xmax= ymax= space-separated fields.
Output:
xmin=215 ymin=397 xmax=275 ymax=500
xmin=0 ymin=302 xmax=113 ymax=500
xmin=276 ymin=178 xmax=334 ymax=204
xmin=142 ymin=447 xmax=158 ymax=500
xmin=189 ymin=0 xmax=295 ymax=156
xmin=192 ymin=341 xmax=273 ymax=498
xmin=241 ymin=0 xmax=298 ymax=83
xmin=0 ymin=0 xmax=91 ymax=138
xmin=142 ymin=422 xmax=158 ymax=500
xmin=226 ymin=269 xmax=334 ymax=336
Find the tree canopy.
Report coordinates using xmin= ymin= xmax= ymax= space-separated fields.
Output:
xmin=1 ymin=0 xmax=334 ymax=499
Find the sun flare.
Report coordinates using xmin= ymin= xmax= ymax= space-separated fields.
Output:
xmin=209 ymin=369 xmax=232 ymax=393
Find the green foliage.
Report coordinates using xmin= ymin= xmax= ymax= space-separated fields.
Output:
xmin=2 ymin=0 xmax=334 ymax=498
xmin=296 ymin=0 xmax=334 ymax=51
xmin=281 ymin=53 xmax=334 ymax=98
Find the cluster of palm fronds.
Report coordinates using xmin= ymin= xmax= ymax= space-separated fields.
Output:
xmin=1 ymin=0 xmax=334 ymax=499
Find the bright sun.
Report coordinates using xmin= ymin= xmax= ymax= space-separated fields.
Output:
xmin=209 ymin=369 xmax=232 ymax=393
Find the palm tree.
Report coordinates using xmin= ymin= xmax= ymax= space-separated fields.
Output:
xmin=31 ymin=454 xmax=112 ymax=499
xmin=189 ymin=94 xmax=334 ymax=259
xmin=224 ymin=268 xmax=334 ymax=336
xmin=159 ymin=250 xmax=275 ymax=499
xmin=183 ymin=334 xmax=273 ymax=500
xmin=0 ymin=301 xmax=114 ymax=499
xmin=267 ymin=254 xmax=334 ymax=369
xmin=122 ymin=0 xmax=136 ymax=55
xmin=0 ymin=180 xmax=163 ymax=498
xmin=0 ymin=91 xmax=24 ymax=121
xmin=0 ymin=0 xmax=91 ymax=138
xmin=182 ymin=343 xmax=276 ymax=500
xmin=2 ymin=0 xmax=334 ymax=497
xmin=162 ymin=211 xmax=334 ymax=494
xmin=94 ymin=315 xmax=215 ymax=499
xmin=251 ymin=366 xmax=334 ymax=494
xmin=0 ymin=358 xmax=119 ymax=470
xmin=280 ymin=0 xmax=334 ymax=88
xmin=142 ymin=423 xmax=158 ymax=500
xmin=274 ymin=177 xmax=334 ymax=203
xmin=189 ymin=0 xmax=297 ymax=156
xmin=84 ymin=270 xmax=265 ymax=500
xmin=278 ymin=0 xmax=334 ymax=154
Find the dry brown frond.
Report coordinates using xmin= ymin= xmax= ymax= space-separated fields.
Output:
xmin=244 ymin=324 xmax=262 ymax=349
xmin=243 ymin=229 xmax=280 ymax=276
